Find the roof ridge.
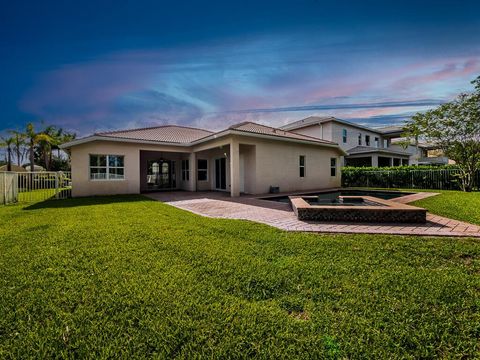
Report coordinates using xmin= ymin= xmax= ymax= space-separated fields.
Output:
xmin=96 ymin=124 xmax=214 ymax=136
xmin=231 ymin=121 xmax=337 ymax=145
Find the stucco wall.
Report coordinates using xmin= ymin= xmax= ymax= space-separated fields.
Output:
xmin=70 ymin=140 xmax=189 ymax=197
xmin=248 ymin=137 xmax=341 ymax=194
xmin=70 ymin=136 xmax=342 ymax=197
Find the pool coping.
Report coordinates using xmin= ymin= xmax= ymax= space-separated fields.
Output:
xmin=290 ymin=195 xmax=427 ymax=223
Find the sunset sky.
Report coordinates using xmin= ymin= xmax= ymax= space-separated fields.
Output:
xmin=1 ymin=0 xmax=479 ymax=136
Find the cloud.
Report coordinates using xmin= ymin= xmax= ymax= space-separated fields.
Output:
xmin=16 ymin=31 xmax=480 ymax=135
xmin=218 ymin=99 xmax=445 ymax=114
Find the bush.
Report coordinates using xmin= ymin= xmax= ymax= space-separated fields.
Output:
xmin=341 ymin=165 xmax=480 ymax=190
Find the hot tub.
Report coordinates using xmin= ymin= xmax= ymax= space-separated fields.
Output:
xmin=290 ymin=195 xmax=427 ymax=223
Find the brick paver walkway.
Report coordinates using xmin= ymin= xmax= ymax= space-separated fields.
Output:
xmin=146 ymin=191 xmax=480 ymax=238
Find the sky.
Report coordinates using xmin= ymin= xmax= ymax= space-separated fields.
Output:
xmin=0 ymin=0 xmax=479 ymax=137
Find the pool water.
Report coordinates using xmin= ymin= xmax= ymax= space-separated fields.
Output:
xmin=262 ymin=190 xmax=412 ymax=203
xmin=304 ymin=197 xmax=385 ymax=206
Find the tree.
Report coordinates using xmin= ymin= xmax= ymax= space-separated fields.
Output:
xmin=9 ymin=130 xmax=27 ymax=166
xmin=404 ymin=76 xmax=480 ymax=191
xmin=25 ymin=123 xmax=52 ymax=172
xmin=0 ymin=136 xmax=14 ymax=171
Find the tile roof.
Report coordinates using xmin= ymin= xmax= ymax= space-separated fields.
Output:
xmin=96 ymin=125 xmax=213 ymax=144
xmin=374 ymin=125 xmax=404 ymax=134
xmin=280 ymin=116 xmax=337 ymax=130
xmin=228 ymin=122 xmax=337 ymax=145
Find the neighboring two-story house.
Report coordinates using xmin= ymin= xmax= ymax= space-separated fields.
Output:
xmin=281 ymin=116 xmax=448 ymax=167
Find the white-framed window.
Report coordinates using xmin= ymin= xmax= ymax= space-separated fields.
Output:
xmin=358 ymin=133 xmax=362 ymax=145
xmin=181 ymin=159 xmax=190 ymax=181
xmin=299 ymin=155 xmax=306 ymax=177
xmin=375 ymin=137 xmax=379 ymax=148
xmin=197 ymin=159 xmax=208 ymax=181
xmin=330 ymin=158 xmax=337 ymax=177
xmin=342 ymin=129 xmax=347 ymax=143
xmin=365 ymin=135 xmax=371 ymax=146
xmin=89 ymin=154 xmax=124 ymax=180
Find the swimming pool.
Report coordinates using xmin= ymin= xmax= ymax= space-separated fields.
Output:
xmin=261 ymin=189 xmax=413 ymax=203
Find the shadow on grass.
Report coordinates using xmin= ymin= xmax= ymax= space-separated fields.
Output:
xmin=23 ymin=194 xmax=155 ymax=210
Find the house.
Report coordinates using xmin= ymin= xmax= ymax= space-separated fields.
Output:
xmin=281 ymin=116 xmax=448 ymax=167
xmin=61 ymin=122 xmax=345 ymax=197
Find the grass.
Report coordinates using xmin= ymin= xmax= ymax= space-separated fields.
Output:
xmin=17 ymin=187 xmax=72 ymax=203
xmin=411 ymin=190 xmax=480 ymax=226
xmin=351 ymin=187 xmax=480 ymax=226
xmin=0 ymin=195 xmax=479 ymax=358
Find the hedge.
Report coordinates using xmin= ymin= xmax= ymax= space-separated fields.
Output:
xmin=341 ymin=165 xmax=480 ymax=190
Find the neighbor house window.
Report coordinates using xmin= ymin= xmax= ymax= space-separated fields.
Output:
xmin=365 ymin=135 xmax=371 ymax=146
xmin=330 ymin=158 xmax=337 ymax=177
xmin=375 ymin=137 xmax=379 ymax=148
xmin=89 ymin=155 xmax=124 ymax=180
xmin=342 ymin=129 xmax=347 ymax=143
xmin=358 ymin=133 xmax=362 ymax=145
xmin=197 ymin=159 xmax=208 ymax=181
xmin=181 ymin=159 xmax=190 ymax=181
xmin=299 ymin=155 xmax=305 ymax=177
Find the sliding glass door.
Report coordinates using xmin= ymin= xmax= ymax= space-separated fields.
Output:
xmin=215 ymin=158 xmax=227 ymax=190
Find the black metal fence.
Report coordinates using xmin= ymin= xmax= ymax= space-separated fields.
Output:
xmin=342 ymin=168 xmax=480 ymax=190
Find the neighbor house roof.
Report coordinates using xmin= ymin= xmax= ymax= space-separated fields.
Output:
xmin=95 ymin=125 xmax=213 ymax=144
xmin=227 ymin=122 xmax=337 ymax=145
xmin=280 ymin=116 xmax=406 ymax=136
xmin=346 ymin=146 xmax=410 ymax=157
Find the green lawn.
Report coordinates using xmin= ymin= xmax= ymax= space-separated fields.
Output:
xmin=352 ymin=187 xmax=480 ymax=226
xmin=0 ymin=196 xmax=479 ymax=358
xmin=410 ymin=190 xmax=480 ymax=226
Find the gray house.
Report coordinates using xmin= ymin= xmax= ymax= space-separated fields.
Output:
xmin=282 ymin=116 xmax=448 ymax=167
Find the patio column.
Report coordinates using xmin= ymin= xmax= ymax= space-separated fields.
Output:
xmin=371 ymin=154 xmax=378 ymax=167
xmin=230 ymin=138 xmax=240 ymax=197
xmin=189 ymin=152 xmax=197 ymax=192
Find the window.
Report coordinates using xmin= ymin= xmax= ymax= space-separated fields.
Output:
xmin=197 ymin=159 xmax=208 ymax=181
xmin=89 ymin=155 xmax=124 ymax=180
xmin=181 ymin=159 xmax=189 ymax=181
xmin=358 ymin=133 xmax=362 ymax=145
xmin=365 ymin=135 xmax=370 ymax=146
xmin=330 ymin=158 xmax=337 ymax=177
xmin=375 ymin=137 xmax=379 ymax=148
xmin=299 ymin=155 xmax=305 ymax=177
xmin=383 ymin=139 xmax=388 ymax=148
xmin=342 ymin=129 xmax=347 ymax=143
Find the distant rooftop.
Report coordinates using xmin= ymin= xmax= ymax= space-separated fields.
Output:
xmin=280 ymin=116 xmax=405 ymax=135
xmin=229 ymin=122 xmax=337 ymax=145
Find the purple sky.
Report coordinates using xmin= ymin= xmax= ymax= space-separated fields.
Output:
xmin=1 ymin=0 xmax=479 ymax=137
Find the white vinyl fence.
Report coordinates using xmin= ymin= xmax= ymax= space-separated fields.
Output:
xmin=0 ymin=171 xmax=72 ymax=205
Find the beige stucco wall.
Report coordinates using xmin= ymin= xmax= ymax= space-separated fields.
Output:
xmin=249 ymin=137 xmax=341 ymax=194
xmin=70 ymin=135 xmax=342 ymax=197
xmin=70 ymin=140 xmax=190 ymax=197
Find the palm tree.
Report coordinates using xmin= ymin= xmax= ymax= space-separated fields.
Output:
xmin=9 ymin=130 xmax=27 ymax=166
xmin=25 ymin=123 xmax=52 ymax=172
xmin=0 ymin=136 xmax=14 ymax=171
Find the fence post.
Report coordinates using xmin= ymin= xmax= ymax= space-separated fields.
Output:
xmin=55 ymin=172 xmax=59 ymax=199
xmin=2 ymin=172 xmax=5 ymax=205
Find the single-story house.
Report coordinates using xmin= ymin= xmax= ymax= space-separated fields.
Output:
xmin=61 ymin=122 xmax=345 ymax=197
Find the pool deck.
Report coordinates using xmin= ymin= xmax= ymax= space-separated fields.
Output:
xmin=145 ymin=190 xmax=480 ymax=238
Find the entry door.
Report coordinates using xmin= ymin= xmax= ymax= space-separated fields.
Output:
xmin=215 ymin=158 xmax=227 ymax=190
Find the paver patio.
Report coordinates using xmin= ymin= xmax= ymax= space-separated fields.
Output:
xmin=146 ymin=190 xmax=480 ymax=237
